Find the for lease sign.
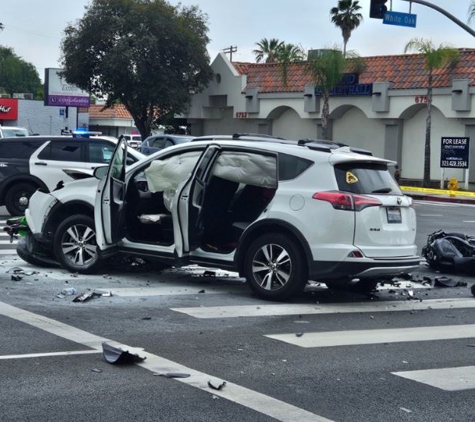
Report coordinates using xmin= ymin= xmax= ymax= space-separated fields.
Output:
xmin=440 ymin=137 xmax=470 ymax=169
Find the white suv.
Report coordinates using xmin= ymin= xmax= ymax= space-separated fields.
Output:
xmin=22 ymin=136 xmax=419 ymax=301
xmin=0 ymin=125 xmax=29 ymax=138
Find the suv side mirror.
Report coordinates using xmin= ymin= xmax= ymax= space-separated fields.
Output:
xmin=94 ymin=166 xmax=109 ymax=180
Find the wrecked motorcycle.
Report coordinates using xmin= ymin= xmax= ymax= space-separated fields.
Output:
xmin=421 ymin=229 xmax=475 ymax=275
xmin=3 ymin=216 xmax=59 ymax=268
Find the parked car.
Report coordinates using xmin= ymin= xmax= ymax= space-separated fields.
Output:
xmin=119 ymin=133 xmax=142 ymax=149
xmin=140 ymin=134 xmax=194 ymax=155
xmin=0 ymin=133 xmax=144 ymax=215
xmin=0 ymin=125 xmax=29 ymax=138
xmin=17 ymin=135 xmax=419 ymax=301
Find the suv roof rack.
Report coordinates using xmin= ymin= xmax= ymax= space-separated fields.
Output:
xmin=298 ymin=139 xmax=373 ymax=156
xmin=232 ymin=133 xmax=286 ymax=140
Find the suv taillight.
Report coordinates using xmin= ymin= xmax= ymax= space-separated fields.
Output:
xmin=313 ymin=191 xmax=382 ymax=211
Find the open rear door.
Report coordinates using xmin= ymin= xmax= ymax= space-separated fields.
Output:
xmin=172 ymin=145 xmax=221 ymax=257
xmin=94 ymin=137 xmax=128 ymax=250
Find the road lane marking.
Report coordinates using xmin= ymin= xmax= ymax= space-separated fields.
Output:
xmin=0 ymin=250 xmax=17 ymax=255
xmin=393 ymin=366 xmax=475 ymax=391
xmin=265 ymin=324 xmax=475 ymax=348
xmin=418 ymin=214 xmax=443 ymax=217
xmin=171 ymin=298 xmax=475 ymax=319
xmin=0 ymin=301 xmax=332 ymax=422
xmin=0 ymin=350 xmax=102 ymax=360
xmin=109 ymin=285 xmax=244 ymax=296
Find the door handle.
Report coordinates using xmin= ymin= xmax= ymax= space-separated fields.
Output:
xmin=34 ymin=162 xmax=47 ymax=166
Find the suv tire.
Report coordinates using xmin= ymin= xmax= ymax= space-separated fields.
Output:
xmin=244 ymin=233 xmax=307 ymax=301
xmin=53 ymin=214 xmax=102 ymax=273
xmin=5 ymin=182 xmax=37 ymax=216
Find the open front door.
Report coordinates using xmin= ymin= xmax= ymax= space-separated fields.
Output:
xmin=94 ymin=138 xmax=128 ymax=250
xmin=172 ymin=145 xmax=220 ymax=258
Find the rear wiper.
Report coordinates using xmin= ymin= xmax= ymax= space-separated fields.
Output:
xmin=371 ymin=187 xmax=392 ymax=193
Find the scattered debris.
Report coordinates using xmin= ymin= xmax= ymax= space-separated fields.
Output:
xmin=142 ymin=317 xmax=152 ymax=320
xmin=434 ymin=276 xmax=460 ymax=288
xmin=61 ymin=287 xmax=77 ymax=296
xmin=11 ymin=275 xmax=23 ymax=281
xmin=102 ymin=342 xmax=146 ymax=364
xmin=73 ymin=290 xmax=96 ymax=302
xmin=198 ymin=289 xmax=206 ymax=294
xmin=91 ymin=368 xmax=103 ymax=373
xmin=296 ymin=333 xmax=304 ymax=337
xmin=203 ymin=270 xmax=216 ymax=277
xmin=400 ymin=407 xmax=412 ymax=414
xmin=154 ymin=372 xmax=191 ymax=378
xmin=472 ymin=285 xmax=475 ymax=297
xmin=208 ymin=380 xmax=226 ymax=390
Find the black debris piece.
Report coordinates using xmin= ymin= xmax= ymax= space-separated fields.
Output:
xmin=154 ymin=372 xmax=191 ymax=378
xmin=296 ymin=333 xmax=304 ymax=337
xmin=203 ymin=271 xmax=216 ymax=277
xmin=102 ymin=342 xmax=146 ymax=364
xmin=471 ymin=284 xmax=475 ymax=297
xmin=198 ymin=289 xmax=205 ymax=294
xmin=11 ymin=275 xmax=23 ymax=281
xmin=6 ymin=266 xmax=25 ymax=274
xmin=434 ymin=276 xmax=460 ymax=288
xmin=142 ymin=317 xmax=152 ymax=320
xmin=208 ymin=380 xmax=226 ymax=390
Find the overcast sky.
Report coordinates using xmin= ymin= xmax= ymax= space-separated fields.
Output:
xmin=1 ymin=0 xmax=474 ymax=82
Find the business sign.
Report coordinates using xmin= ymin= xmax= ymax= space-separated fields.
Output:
xmin=44 ymin=68 xmax=90 ymax=107
xmin=383 ymin=11 xmax=417 ymax=28
xmin=315 ymin=73 xmax=372 ymax=97
xmin=440 ymin=137 xmax=470 ymax=169
xmin=0 ymin=98 xmax=18 ymax=120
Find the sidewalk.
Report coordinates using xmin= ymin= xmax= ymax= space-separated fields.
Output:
xmin=401 ymin=185 xmax=475 ymax=204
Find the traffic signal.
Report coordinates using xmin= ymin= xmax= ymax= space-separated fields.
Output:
xmin=369 ymin=0 xmax=388 ymax=19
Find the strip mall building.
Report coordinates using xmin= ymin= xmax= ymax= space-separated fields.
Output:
xmin=185 ymin=50 xmax=475 ymax=185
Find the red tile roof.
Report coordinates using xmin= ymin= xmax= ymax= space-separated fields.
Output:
xmin=233 ymin=49 xmax=475 ymax=93
xmin=88 ymin=104 xmax=132 ymax=119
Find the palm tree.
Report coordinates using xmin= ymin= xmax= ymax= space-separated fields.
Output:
xmin=469 ymin=1 xmax=475 ymax=23
xmin=404 ymin=38 xmax=459 ymax=188
xmin=306 ymin=48 xmax=363 ymax=140
xmin=274 ymin=43 xmax=305 ymax=86
xmin=253 ymin=38 xmax=284 ymax=63
xmin=330 ymin=0 xmax=363 ymax=57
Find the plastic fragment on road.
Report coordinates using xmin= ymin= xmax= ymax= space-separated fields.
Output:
xmin=153 ymin=372 xmax=191 ymax=378
xmin=208 ymin=380 xmax=226 ymax=390
xmin=472 ymin=284 xmax=475 ymax=297
xmin=434 ymin=276 xmax=459 ymax=288
xmin=102 ymin=342 xmax=146 ymax=364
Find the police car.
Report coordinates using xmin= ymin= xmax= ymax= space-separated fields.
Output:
xmin=0 ymin=131 xmax=144 ymax=215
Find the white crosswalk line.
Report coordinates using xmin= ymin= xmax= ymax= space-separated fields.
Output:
xmin=393 ymin=366 xmax=475 ymax=391
xmin=265 ymin=324 xmax=475 ymax=348
xmin=171 ymin=298 xmax=475 ymax=319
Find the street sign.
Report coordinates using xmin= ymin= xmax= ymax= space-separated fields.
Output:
xmin=440 ymin=137 xmax=470 ymax=169
xmin=383 ymin=11 xmax=417 ymax=28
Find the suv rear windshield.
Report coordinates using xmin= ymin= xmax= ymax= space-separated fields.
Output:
xmin=334 ymin=162 xmax=401 ymax=195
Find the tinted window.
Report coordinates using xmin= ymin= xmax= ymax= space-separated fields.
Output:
xmin=87 ymin=141 xmax=115 ymax=163
xmin=278 ymin=153 xmax=313 ymax=181
xmin=334 ymin=163 xmax=401 ymax=195
xmin=151 ymin=138 xmax=166 ymax=149
xmin=38 ymin=141 xmax=83 ymax=162
xmin=0 ymin=140 xmax=44 ymax=159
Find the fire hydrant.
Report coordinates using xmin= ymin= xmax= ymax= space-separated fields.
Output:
xmin=447 ymin=177 xmax=459 ymax=196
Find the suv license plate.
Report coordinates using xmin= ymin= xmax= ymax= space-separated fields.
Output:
xmin=387 ymin=207 xmax=402 ymax=224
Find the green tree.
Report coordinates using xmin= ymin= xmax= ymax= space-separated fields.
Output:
xmin=306 ymin=48 xmax=363 ymax=140
xmin=253 ymin=38 xmax=284 ymax=63
xmin=0 ymin=46 xmax=42 ymax=98
xmin=275 ymin=43 xmax=305 ymax=86
xmin=330 ymin=0 xmax=363 ymax=57
xmin=404 ymin=38 xmax=459 ymax=187
xmin=60 ymin=0 xmax=213 ymax=139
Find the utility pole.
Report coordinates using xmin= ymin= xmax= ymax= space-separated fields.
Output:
xmin=400 ymin=0 xmax=475 ymax=37
xmin=222 ymin=46 xmax=237 ymax=61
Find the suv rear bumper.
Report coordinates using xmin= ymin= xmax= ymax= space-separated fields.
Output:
xmin=309 ymin=256 xmax=421 ymax=281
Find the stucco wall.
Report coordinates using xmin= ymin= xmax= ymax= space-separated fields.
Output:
xmin=15 ymin=100 xmax=88 ymax=135
xmin=272 ymin=108 xmax=316 ymax=139
xmin=402 ymin=107 xmax=465 ymax=181
xmin=332 ymin=107 xmax=386 ymax=157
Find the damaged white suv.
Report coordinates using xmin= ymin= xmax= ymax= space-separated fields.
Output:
xmin=22 ymin=136 xmax=419 ymax=301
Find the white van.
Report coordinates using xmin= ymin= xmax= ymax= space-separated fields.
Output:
xmin=0 ymin=125 xmax=29 ymax=138
xmin=120 ymin=133 xmax=142 ymax=149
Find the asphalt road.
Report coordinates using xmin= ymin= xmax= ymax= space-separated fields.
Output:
xmin=1 ymin=201 xmax=475 ymax=422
